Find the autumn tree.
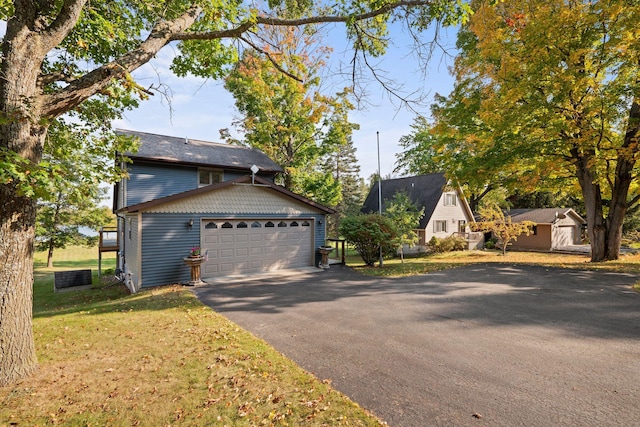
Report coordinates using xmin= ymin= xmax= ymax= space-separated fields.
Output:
xmin=454 ymin=0 xmax=640 ymax=261
xmin=0 ymin=1 xmax=471 ymax=386
xmin=223 ymin=24 xmax=358 ymax=197
xmin=472 ymin=203 xmax=535 ymax=255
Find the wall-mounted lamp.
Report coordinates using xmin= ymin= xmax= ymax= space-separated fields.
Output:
xmin=187 ymin=218 xmax=194 ymax=229
xmin=318 ymin=219 xmax=323 ymax=226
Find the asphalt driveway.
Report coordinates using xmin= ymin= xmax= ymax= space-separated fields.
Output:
xmin=193 ymin=264 xmax=640 ymax=426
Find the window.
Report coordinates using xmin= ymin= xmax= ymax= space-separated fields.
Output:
xmin=434 ymin=220 xmax=447 ymax=233
xmin=444 ymin=193 xmax=457 ymax=206
xmin=221 ymin=221 xmax=233 ymax=229
xmin=278 ymin=221 xmax=287 ymax=227
xmin=458 ymin=220 xmax=466 ymax=233
xmin=532 ymin=225 xmax=538 ymax=235
xmin=237 ymin=222 xmax=247 ymax=228
xmin=205 ymin=222 xmax=217 ymax=229
xmin=265 ymin=221 xmax=275 ymax=228
xmin=198 ymin=169 xmax=223 ymax=187
xmin=302 ymin=221 xmax=310 ymax=226
xmin=290 ymin=221 xmax=299 ymax=227
xmin=251 ymin=221 xmax=262 ymax=228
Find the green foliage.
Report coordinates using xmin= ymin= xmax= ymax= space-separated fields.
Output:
xmin=339 ymin=214 xmax=399 ymax=266
xmin=451 ymin=0 xmax=640 ymax=260
xmin=385 ymin=191 xmax=425 ymax=261
xmin=321 ymin=135 xmax=364 ymax=237
xmin=223 ymin=26 xmax=357 ymax=198
xmin=472 ymin=203 xmax=535 ymax=255
xmin=427 ymin=235 xmax=467 ymax=253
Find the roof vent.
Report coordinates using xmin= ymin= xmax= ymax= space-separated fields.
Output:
xmin=185 ymin=137 xmax=189 ymax=144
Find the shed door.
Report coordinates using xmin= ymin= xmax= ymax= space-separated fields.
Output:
xmin=201 ymin=219 xmax=313 ymax=277
xmin=555 ymin=226 xmax=576 ymax=247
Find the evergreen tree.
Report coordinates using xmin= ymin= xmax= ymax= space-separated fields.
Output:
xmin=321 ymin=135 xmax=363 ymax=237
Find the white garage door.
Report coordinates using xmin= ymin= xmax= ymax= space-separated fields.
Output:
xmin=555 ymin=226 xmax=576 ymax=247
xmin=201 ymin=219 xmax=314 ymax=277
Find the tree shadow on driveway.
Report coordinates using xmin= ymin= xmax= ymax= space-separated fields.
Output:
xmin=193 ymin=264 xmax=640 ymax=340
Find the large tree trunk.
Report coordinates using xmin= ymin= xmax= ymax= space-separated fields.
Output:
xmin=0 ymin=12 xmax=48 ymax=387
xmin=574 ymin=153 xmax=608 ymax=262
xmin=606 ymin=95 xmax=640 ymax=260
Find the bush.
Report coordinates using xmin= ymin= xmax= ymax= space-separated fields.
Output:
xmin=339 ymin=214 xmax=399 ymax=266
xmin=427 ymin=235 xmax=467 ymax=253
xmin=484 ymin=237 xmax=497 ymax=249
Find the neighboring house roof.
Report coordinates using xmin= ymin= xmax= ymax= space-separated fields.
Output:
xmin=119 ymin=175 xmax=335 ymax=215
xmin=361 ymin=173 xmax=472 ymax=229
xmin=506 ymin=208 xmax=586 ymax=224
xmin=117 ymin=129 xmax=283 ymax=173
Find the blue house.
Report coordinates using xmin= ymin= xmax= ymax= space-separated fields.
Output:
xmin=114 ymin=129 xmax=333 ymax=292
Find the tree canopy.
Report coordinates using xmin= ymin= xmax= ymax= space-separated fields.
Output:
xmin=418 ymin=0 xmax=639 ymax=261
xmin=0 ymin=0 xmax=472 ymax=387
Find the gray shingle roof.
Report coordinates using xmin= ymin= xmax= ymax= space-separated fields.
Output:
xmin=361 ymin=173 xmax=448 ymax=229
xmin=117 ymin=129 xmax=283 ymax=173
xmin=506 ymin=208 xmax=585 ymax=224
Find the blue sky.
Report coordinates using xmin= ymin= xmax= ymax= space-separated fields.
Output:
xmin=112 ymin=23 xmax=459 ymax=181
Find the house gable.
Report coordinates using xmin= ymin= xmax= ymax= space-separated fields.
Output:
xmin=361 ymin=173 xmax=474 ymax=229
xmin=120 ymin=175 xmax=334 ymax=215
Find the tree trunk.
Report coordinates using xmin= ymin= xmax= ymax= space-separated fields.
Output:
xmin=47 ymin=239 xmax=54 ymax=268
xmin=0 ymin=16 xmax=48 ymax=386
xmin=605 ymin=96 xmax=640 ymax=260
xmin=575 ymin=155 xmax=607 ymax=262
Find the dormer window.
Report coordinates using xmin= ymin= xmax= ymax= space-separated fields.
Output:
xmin=443 ymin=193 xmax=457 ymax=206
xmin=198 ymin=169 xmax=223 ymax=187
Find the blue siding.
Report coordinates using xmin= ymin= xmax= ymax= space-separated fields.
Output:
xmin=127 ymin=163 xmax=195 ymax=206
xmin=140 ymin=213 xmax=199 ymax=287
xmin=139 ymin=212 xmax=327 ymax=288
xmin=123 ymin=162 xmax=275 ymax=207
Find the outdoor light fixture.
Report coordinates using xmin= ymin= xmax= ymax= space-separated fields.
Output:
xmin=250 ymin=164 xmax=259 ymax=184
xmin=187 ymin=218 xmax=194 ymax=229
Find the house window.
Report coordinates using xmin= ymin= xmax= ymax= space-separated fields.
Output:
xmin=444 ymin=193 xmax=457 ymax=206
xmin=198 ymin=169 xmax=223 ymax=187
xmin=532 ymin=225 xmax=538 ymax=235
xmin=251 ymin=221 xmax=262 ymax=228
xmin=434 ymin=220 xmax=447 ymax=233
xmin=265 ymin=221 xmax=275 ymax=228
xmin=205 ymin=222 xmax=217 ymax=229
xmin=458 ymin=220 xmax=466 ymax=233
xmin=221 ymin=221 xmax=233 ymax=228
xmin=278 ymin=221 xmax=287 ymax=227
xmin=237 ymin=222 xmax=247 ymax=228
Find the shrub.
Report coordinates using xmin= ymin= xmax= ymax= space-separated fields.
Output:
xmin=484 ymin=237 xmax=497 ymax=249
xmin=427 ymin=235 xmax=467 ymax=253
xmin=339 ymin=214 xmax=399 ymax=266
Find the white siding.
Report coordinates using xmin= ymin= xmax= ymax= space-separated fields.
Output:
xmin=424 ymin=192 xmax=472 ymax=242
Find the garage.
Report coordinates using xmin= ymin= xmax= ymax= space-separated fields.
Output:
xmin=201 ymin=218 xmax=314 ymax=277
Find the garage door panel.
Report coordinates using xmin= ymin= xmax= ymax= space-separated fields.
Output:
xmin=202 ymin=218 xmax=313 ymax=277
xmin=220 ymin=248 xmax=234 ymax=258
xmin=250 ymin=247 xmax=262 ymax=256
xmin=220 ymin=235 xmax=235 ymax=244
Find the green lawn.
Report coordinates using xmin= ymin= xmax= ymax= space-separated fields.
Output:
xmin=1 ymin=246 xmax=383 ymax=426
xmin=343 ymin=247 xmax=640 ymax=277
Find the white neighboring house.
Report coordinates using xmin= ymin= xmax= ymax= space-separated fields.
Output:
xmin=361 ymin=173 xmax=481 ymax=252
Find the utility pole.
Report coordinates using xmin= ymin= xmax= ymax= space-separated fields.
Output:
xmin=377 ymin=131 xmax=383 ymax=267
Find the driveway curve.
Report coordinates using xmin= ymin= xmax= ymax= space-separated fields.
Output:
xmin=193 ymin=264 xmax=640 ymax=426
